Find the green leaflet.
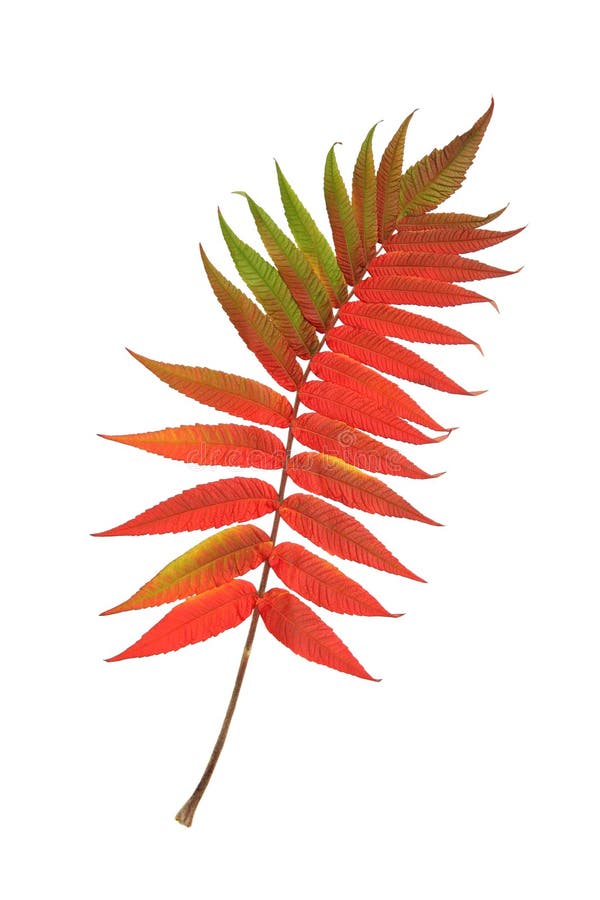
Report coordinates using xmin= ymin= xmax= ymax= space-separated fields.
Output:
xmin=218 ymin=211 xmax=317 ymax=358
xmin=236 ymin=192 xmax=332 ymax=331
xmin=352 ymin=123 xmax=379 ymax=263
xmin=324 ymin=143 xmax=364 ymax=285
xmin=376 ymin=111 xmax=415 ymax=241
xmin=275 ymin=161 xmax=347 ymax=306
xmin=396 ymin=100 xmax=494 ymax=218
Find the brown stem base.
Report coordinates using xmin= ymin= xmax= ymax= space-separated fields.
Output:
xmin=175 ymin=606 xmax=260 ymax=827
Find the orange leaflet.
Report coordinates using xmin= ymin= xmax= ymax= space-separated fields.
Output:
xmin=299 ymin=381 xmax=444 ymax=444
xmin=108 ymin=581 xmax=258 ymax=662
xmin=258 ymin=588 xmax=377 ymax=680
xmin=270 ymin=542 xmax=399 ymax=617
xmin=99 ymin=423 xmax=286 ymax=469
xmin=292 ymin=413 xmax=438 ymax=479
xmin=287 ymin=452 xmax=439 ymax=524
xmin=354 ymin=275 xmax=498 ymax=309
xmin=127 ymin=351 xmax=293 ymax=427
xmin=279 ymin=493 xmax=424 ymax=581
xmin=327 ymin=327 xmax=482 ymax=395
xmin=93 ymin=478 xmax=279 ymax=537
xmin=368 ymin=250 xmax=518 ymax=282
xmin=339 ymin=302 xmax=482 ymax=353
xmin=309 ymin=351 xmax=447 ymax=431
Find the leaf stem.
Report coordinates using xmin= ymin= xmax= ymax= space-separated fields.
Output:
xmin=175 ymin=248 xmax=385 ymax=826
xmin=175 ymin=604 xmax=260 ymax=827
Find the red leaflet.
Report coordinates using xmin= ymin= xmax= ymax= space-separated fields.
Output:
xmin=292 ymin=413 xmax=438 ymax=479
xmin=127 ymin=351 xmax=293 ymax=427
xmin=339 ymin=302 xmax=482 ymax=352
xmin=309 ymin=351 xmax=446 ymax=431
xmin=287 ymin=453 xmax=439 ymax=524
xmin=279 ymin=493 xmax=423 ymax=580
xmin=299 ymin=381 xmax=444 ymax=444
xmin=258 ymin=588 xmax=377 ymax=680
xmin=369 ymin=251 xmax=518 ymax=282
xmin=99 ymin=423 xmax=286 ymax=469
xmin=93 ymin=478 xmax=279 ymax=537
xmin=270 ymin=542 xmax=398 ymax=616
xmin=386 ymin=225 xmax=523 ymax=254
xmin=101 ymin=524 xmax=272 ymax=615
xmin=327 ymin=327 xmax=481 ymax=395
xmin=107 ymin=581 xmax=258 ymax=662
xmin=354 ymin=275 xmax=497 ymax=309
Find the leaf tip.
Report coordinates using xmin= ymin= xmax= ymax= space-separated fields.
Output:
xmin=126 ymin=347 xmax=144 ymax=363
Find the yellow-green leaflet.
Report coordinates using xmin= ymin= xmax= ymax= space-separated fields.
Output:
xmin=275 ymin=161 xmax=347 ymax=306
xmin=218 ymin=211 xmax=317 ymax=358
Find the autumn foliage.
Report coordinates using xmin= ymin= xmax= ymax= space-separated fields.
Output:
xmin=95 ymin=101 xmax=521 ymax=824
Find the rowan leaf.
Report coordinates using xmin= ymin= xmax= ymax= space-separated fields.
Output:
xmin=276 ymin=161 xmax=347 ymax=305
xmin=270 ymin=542 xmax=398 ymax=616
xmin=237 ymin=192 xmax=332 ymax=330
xmin=200 ymin=245 xmax=302 ymax=390
xmin=352 ymin=123 xmax=378 ymax=262
xmin=127 ymin=351 xmax=293 ymax=426
xmin=287 ymin=452 xmax=439 ymax=524
xmin=327 ymin=327 xmax=482 ymax=395
xmin=93 ymin=478 xmax=279 ymax=537
xmin=279 ymin=493 xmax=423 ymax=580
xmin=218 ymin=211 xmax=318 ymax=358
xmin=292 ymin=413 xmax=439 ymax=479
xmin=324 ymin=143 xmax=364 ymax=284
xmin=107 ymin=581 xmax=257 ymax=662
xmin=258 ymin=588 xmax=377 ymax=680
xmin=354 ymin=275 xmax=498 ymax=310
xmin=101 ymin=524 xmax=272 ymax=615
xmin=396 ymin=99 xmax=494 ymax=217
xmin=96 ymin=104 xmax=523 ymax=826
xmin=310 ymin=351 xmax=448 ymax=431
xmin=386 ymin=225 xmax=524 ymax=254
xmin=299 ymin=380 xmax=445 ymax=444
xmin=376 ymin=111 xmax=414 ymax=241
xmin=339 ymin=302 xmax=482 ymax=353
xmin=99 ymin=423 xmax=286 ymax=469
xmin=369 ymin=250 xmax=519 ymax=282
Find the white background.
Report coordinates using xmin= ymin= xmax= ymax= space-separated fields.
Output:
xmin=1 ymin=1 xmax=598 ymax=897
